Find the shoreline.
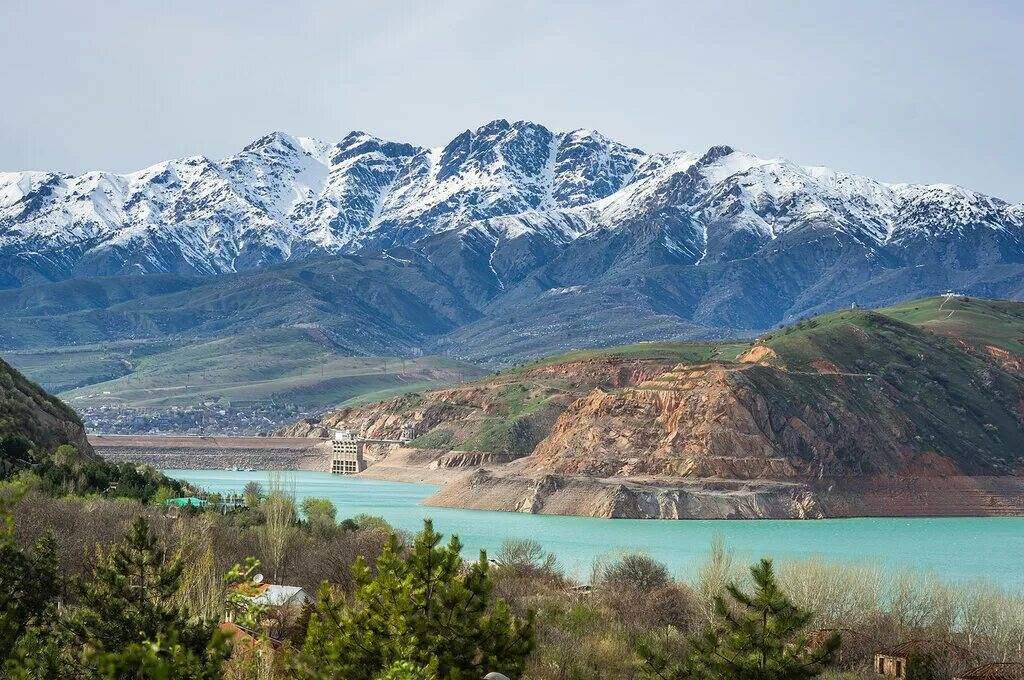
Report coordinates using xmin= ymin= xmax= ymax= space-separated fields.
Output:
xmin=162 ymin=468 xmax=1024 ymax=588
xmin=157 ymin=466 xmax=1024 ymax=520
xmin=101 ymin=436 xmax=1024 ymax=520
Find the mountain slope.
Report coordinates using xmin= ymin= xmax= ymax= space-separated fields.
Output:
xmin=0 ymin=356 xmax=91 ymax=457
xmin=290 ymin=297 xmax=1024 ymax=518
xmin=4 ymin=120 xmax=1024 ymax=372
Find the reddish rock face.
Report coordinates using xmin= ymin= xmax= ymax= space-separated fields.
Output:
xmin=523 ymin=351 xmax=1024 ymax=482
xmin=276 ymin=356 xmax=684 ymax=456
xmin=276 ymin=307 xmax=1024 ymax=518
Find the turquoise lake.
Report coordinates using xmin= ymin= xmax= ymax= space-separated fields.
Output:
xmin=166 ymin=470 xmax=1024 ymax=589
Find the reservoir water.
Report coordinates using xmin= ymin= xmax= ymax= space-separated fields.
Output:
xmin=167 ymin=470 xmax=1024 ymax=589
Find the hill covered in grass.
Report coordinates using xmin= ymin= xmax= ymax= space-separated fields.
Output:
xmin=879 ymin=295 xmax=1024 ymax=367
xmin=289 ymin=296 xmax=1024 ymax=518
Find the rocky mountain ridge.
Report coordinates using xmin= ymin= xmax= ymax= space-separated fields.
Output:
xmin=5 ymin=120 xmax=1024 ymax=364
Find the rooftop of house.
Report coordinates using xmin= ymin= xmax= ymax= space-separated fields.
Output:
xmin=248 ymin=584 xmax=309 ymax=607
xmin=875 ymin=639 xmax=973 ymax=661
xmin=956 ymin=662 xmax=1024 ymax=680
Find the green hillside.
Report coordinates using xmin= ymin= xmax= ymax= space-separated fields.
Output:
xmin=754 ymin=306 xmax=1024 ymax=475
xmin=514 ymin=340 xmax=752 ymax=370
xmin=880 ymin=295 xmax=1024 ymax=357
xmin=50 ymin=328 xmax=485 ymax=411
xmin=0 ymin=355 xmax=90 ymax=456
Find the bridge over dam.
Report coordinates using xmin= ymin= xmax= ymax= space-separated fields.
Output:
xmin=90 ymin=435 xmax=332 ymax=471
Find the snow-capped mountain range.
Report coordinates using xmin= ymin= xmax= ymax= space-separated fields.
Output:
xmin=3 ymin=118 xmax=1020 ymax=287
xmin=2 ymin=119 xmax=1024 ymax=362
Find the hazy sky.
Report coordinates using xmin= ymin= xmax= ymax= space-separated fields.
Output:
xmin=2 ymin=1 xmax=1022 ymax=200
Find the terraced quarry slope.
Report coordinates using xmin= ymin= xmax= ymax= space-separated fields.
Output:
xmin=289 ymin=296 xmax=1024 ymax=518
xmin=277 ymin=342 xmax=748 ymax=470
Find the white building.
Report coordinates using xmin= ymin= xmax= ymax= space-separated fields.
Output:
xmin=330 ymin=429 xmax=366 ymax=474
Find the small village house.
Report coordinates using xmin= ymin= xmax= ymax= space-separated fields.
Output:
xmin=226 ymin=581 xmax=312 ymax=640
xmin=247 ymin=584 xmax=311 ymax=609
xmin=874 ymin=640 xmax=973 ymax=679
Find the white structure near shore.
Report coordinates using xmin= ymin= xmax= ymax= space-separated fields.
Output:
xmin=330 ymin=429 xmax=366 ymax=474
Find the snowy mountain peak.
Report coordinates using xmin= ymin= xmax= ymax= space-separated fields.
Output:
xmin=1 ymin=122 xmax=1021 ymax=288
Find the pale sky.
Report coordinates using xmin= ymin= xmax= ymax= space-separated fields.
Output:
xmin=2 ymin=0 xmax=1022 ymax=200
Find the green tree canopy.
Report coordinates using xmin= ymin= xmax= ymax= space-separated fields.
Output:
xmin=684 ymin=558 xmax=839 ymax=680
xmin=299 ymin=519 xmax=534 ymax=680
xmin=301 ymin=496 xmax=337 ymax=533
xmin=66 ymin=517 xmax=230 ymax=678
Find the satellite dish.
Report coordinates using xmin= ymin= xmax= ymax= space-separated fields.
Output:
xmin=253 ymin=573 xmax=264 ymax=585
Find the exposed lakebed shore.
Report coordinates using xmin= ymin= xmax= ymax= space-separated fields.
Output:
xmin=106 ymin=437 xmax=1024 ymax=519
xmin=165 ymin=469 xmax=1024 ymax=588
xmin=358 ymin=447 xmax=1024 ymax=519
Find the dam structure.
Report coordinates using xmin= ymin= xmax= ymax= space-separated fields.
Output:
xmin=329 ymin=428 xmax=411 ymax=475
xmin=89 ymin=434 xmax=326 ymax=470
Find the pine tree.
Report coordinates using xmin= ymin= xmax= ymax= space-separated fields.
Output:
xmin=0 ymin=499 xmax=59 ymax=663
xmin=0 ymin=533 xmax=59 ymax=662
xmin=4 ymin=623 xmax=76 ymax=679
xmin=67 ymin=517 xmax=230 ymax=678
xmin=686 ymin=558 xmax=839 ymax=680
xmin=298 ymin=519 xmax=535 ymax=680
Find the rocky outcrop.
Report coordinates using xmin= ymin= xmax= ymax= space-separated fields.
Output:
xmin=425 ymin=469 xmax=826 ymax=519
xmin=517 ymin=313 xmax=1024 ymax=485
xmin=276 ymin=356 xmax=685 ymax=460
xmin=426 ymin=470 xmax=1024 ymax=519
xmin=0 ymin=357 xmax=92 ymax=456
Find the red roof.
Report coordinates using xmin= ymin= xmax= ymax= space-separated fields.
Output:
xmin=956 ymin=663 xmax=1024 ymax=680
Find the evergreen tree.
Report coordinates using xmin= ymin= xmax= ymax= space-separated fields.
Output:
xmin=299 ymin=519 xmax=534 ymax=680
xmin=0 ymin=434 xmax=36 ymax=478
xmin=686 ymin=558 xmax=839 ymax=680
xmin=4 ymin=623 xmax=76 ymax=679
xmin=67 ymin=517 xmax=230 ymax=678
xmin=92 ymin=631 xmax=227 ymax=680
xmin=905 ymin=651 xmax=939 ymax=680
xmin=0 ymin=531 xmax=59 ymax=661
xmin=0 ymin=503 xmax=59 ymax=666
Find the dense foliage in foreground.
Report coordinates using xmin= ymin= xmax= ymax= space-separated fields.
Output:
xmin=2 ymin=480 xmax=1023 ymax=679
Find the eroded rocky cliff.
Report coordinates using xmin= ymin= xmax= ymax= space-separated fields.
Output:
xmin=282 ymin=298 xmax=1024 ymax=518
